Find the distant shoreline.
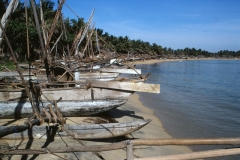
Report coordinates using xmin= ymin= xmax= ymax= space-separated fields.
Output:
xmin=127 ymin=57 xmax=240 ymax=65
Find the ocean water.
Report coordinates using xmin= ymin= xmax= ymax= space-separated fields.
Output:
xmin=137 ymin=60 xmax=240 ymax=159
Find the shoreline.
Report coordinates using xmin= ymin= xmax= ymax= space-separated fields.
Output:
xmin=120 ymin=93 xmax=193 ymax=154
xmin=127 ymin=57 xmax=240 ymax=65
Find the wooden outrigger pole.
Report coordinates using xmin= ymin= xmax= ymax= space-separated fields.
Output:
xmin=75 ymin=9 xmax=95 ymax=57
xmin=82 ymin=23 xmax=95 ymax=57
xmin=1 ymin=138 xmax=240 ymax=160
xmin=45 ymin=0 xmax=65 ymax=51
xmin=0 ymin=0 xmax=41 ymax=118
xmin=0 ymin=23 xmax=41 ymax=118
xmin=30 ymin=0 xmax=52 ymax=81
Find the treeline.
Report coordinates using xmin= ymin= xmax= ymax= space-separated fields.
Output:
xmin=0 ymin=0 xmax=239 ymax=62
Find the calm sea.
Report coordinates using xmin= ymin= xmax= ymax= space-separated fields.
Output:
xmin=137 ymin=60 xmax=240 ymax=159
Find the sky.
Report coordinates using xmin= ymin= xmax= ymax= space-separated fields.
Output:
xmin=52 ymin=0 xmax=239 ymax=52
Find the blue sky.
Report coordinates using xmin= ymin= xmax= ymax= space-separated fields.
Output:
xmin=52 ymin=0 xmax=240 ymax=52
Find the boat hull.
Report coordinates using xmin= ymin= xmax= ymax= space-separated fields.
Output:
xmin=0 ymin=100 xmax=127 ymax=118
xmin=0 ymin=87 xmax=132 ymax=118
xmin=0 ymin=119 xmax=151 ymax=139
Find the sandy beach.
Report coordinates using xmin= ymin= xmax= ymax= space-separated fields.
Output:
xmin=128 ymin=58 xmax=184 ymax=65
xmin=0 ymin=58 xmax=194 ymax=159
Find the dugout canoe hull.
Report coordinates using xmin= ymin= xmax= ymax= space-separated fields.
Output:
xmin=0 ymin=119 xmax=151 ymax=139
xmin=0 ymin=87 xmax=133 ymax=118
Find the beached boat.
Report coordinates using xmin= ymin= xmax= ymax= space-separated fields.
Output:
xmin=0 ymin=119 xmax=151 ymax=139
xmin=0 ymin=87 xmax=132 ymax=118
xmin=0 ymin=67 xmax=141 ymax=81
xmin=0 ymin=79 xmax=159 ymax=119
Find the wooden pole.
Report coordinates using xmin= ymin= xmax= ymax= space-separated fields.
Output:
xmin=30 ymin=0 xmax=51 ymax=81
xmin=135 ymin=148 xmax=240 ymax=160
xmin=0 ymin=141 xmax=126 ymax=155
xmin=126 ymin=140 xmax=134 ymax=160
xmin=25 ymin=0 xmax=30 ymax=60
xmin=70 ymin=27 xmax=82 ymax=56
xmin=75 ymin=9 xmax=94 ymax=56
xmin=0 ymin=23 xmax=40 ymax=118
xmin=45 ymin=0 xmax=65 ymax=50
xmin=60 ymin=12 xmax=71 ymax=68
xmin=25 ymin=0 xmax=31 ymax=81
xmin=132 ymin=138 xmax=240 ymax=146
xmin=98 ymin=34 xmax=119 ymax=56
xmin=1 ymin=138 xmax=240 ymax=155
xmin=40 ymin=0 xmax=47 ymax=46
xmin=82 ymin=23 xmax=95 ymax=57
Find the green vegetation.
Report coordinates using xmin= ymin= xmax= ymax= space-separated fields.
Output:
xmin=0 ymin=58 xmax=15 ymax=71
xmin=0 ymin=0 xmax=239 ymax=62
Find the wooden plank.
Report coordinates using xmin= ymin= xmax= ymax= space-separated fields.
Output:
xmin=0 ymin=85 xmax=132 ymax=103
xmin=79 ymin=72 xmax=119 ymax=79
xmin=101 ymin=68 xmax=141 ymax=74
xmin=89 ymin=81 xmax=160 ymax=93
xmin=45 ymin=80 xmax=159 ymax=93
xmin=32 ymin=72 xmax=119 ymax=80
xmin=135 ymin=148 xmax=240 ymax=160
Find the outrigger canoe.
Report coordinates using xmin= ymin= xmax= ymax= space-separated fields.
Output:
xmin=0 ymin=87 xmax=132 ymax=118
xmin=0 ymin=119 xmax=151 ymax=139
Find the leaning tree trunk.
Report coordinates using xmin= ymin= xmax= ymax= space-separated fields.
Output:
xmin=0 ymin=0 xmax=19 ymax=46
